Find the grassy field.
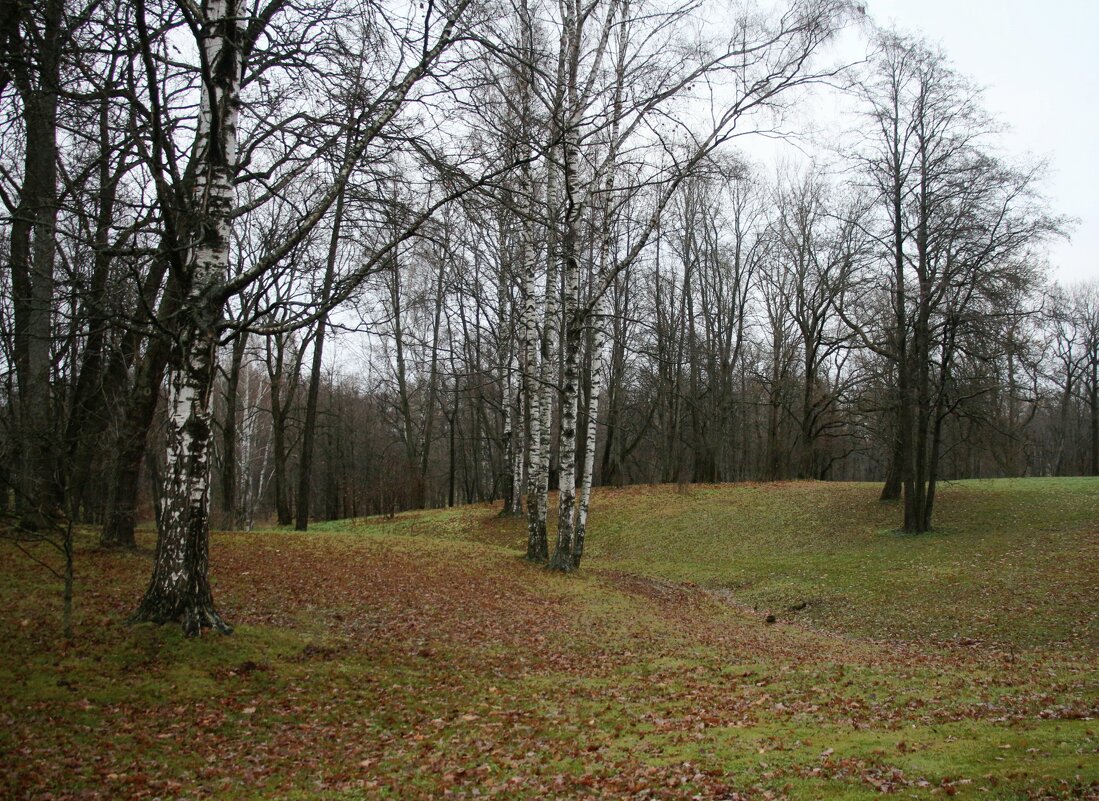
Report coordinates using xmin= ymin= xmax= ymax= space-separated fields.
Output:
xmin=2 ymin=478 xmax=1097 ymax=800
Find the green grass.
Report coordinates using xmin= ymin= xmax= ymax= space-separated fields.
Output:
xmin=398 ymin=478 xmax=1099 ymax=649
xmin=2 ymin=478 xmax=1097 ymax=800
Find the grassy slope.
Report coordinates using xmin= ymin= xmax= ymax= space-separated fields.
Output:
xmin=1 ymin=478 xmax=1097 ymax=800
xmin=574 ymin=478 xmax=1097 ymax=648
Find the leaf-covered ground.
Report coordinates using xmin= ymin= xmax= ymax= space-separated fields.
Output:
xmin=2 ymin=479 xmax=1097 ymax=800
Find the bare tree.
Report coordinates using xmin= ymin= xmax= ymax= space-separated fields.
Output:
xmin=2 ymin=0 xmax=66 ymax=527
xmin=844 ymin=32 xmax=1063 ymax=532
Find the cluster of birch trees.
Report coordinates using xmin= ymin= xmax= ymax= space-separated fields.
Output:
xmin=1 ymin=0 xmax=1081 ymax=633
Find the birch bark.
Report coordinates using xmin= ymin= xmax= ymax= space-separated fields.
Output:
xmin=131 ymin=0 xmax=242 ymax=634
xmin=515 ymin=0 xmax=549 ymax=558
xmin=573 ymin=293 xmax=608 ymax=568
xmin=547 ymin=0 xmax=585 ymax=571
xmin=498 ymin=214 xmax=524 ymax=516
xmin=547 ymin=0 xmax=626 ymax=570
xmin=521 ymin=202 xmax=548 ymax=558
xmin=572 ymin=5 xmax=627 ymax=566
xmin=502 ymin=350 xmax=524 ymax=515
xmin=509 ymin=353 xmax=525 ymax=515
xmin=534 ymin=169 xmax=561 ymax=561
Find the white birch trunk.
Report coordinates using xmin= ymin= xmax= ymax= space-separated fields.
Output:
xmin=547 ymin=0 xmax=584 ymax=571
xmin=510 ymin=358 xmax=525 ymax=515
xmin=503 ymin=348 xmax=524 ymax=515
xmin=574 ymin=293 xmax=608 ymax=567
xmin=499 ymin=231 xmax=523 ymax=517
xmin=573 ymin=9 xmax=627 ymax=567
xmin=549 ymin=0 xmax=626 ymax=570
xmin=522 ymin=234 xmax=547 ymax=558
xmin=512 ymin=0 xmax=546 ymax=560
xmin=535 ymin=166 xmax=559 ymax=561
xmin=502 ymin=349 xmax=515 ymax=505
xmin=132 ymin=0 xmax=240 ymax=635
xmin=548 ymin=263 xmax=581 ymax=571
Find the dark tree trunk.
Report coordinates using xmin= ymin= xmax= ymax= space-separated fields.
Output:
xmin=295 ymin=321 xmax=327 ymax=530
xmin=269 ymin=342 xmax=294 ymax=526
xmin=218 ymin=330 xmax=248 ymax=528
xmin=296 ymin=184 xmax=344 ymax=531
xmin=101 ymin=337 xmax=171 ymax=549
xmin=62 ymin=82 xmax=133 ymax=522
xmin=1090 ymin=359 xmax=1098 ymax=476
xmin=9 ymin=0 xmax=63 ymax=527
xmin=447 ymin=413 xmax=456 ymax=507
xmin=100 ymin=255 xmax=175 ymax=547
xmin=880 ymin=428 xmax=903 ymax=500
xmin=415 ymin=255 xmax=447 ymax=508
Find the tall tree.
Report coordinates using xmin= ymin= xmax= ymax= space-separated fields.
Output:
xmin=548 ymin=0 xmax=855 ymax=569
xmin=130 ymin=0 xmax=476 ymax=633
xmin=845 ymin=32 xmax=1061 ymax=532
xmin=3 ymin=0 xmax=66 ymax=526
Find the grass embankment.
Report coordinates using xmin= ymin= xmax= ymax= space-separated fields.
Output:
xmin=2 ymin=479 xmax=1097 ymax=800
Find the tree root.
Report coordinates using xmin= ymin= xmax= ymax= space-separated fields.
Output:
xmin=546 ymin=551 xmax=575 ymax=572
xmin=129 ymin=596 xmax=233 ymax=637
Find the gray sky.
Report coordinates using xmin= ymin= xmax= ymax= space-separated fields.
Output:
xmin=865 ymin=0 xmax=1098 ymax=284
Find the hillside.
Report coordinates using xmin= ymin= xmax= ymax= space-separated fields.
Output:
xmin=2 ymin=479 xmax=1097 ymax=800
xmin=387 ymin=478 xmax=1098 ymax=649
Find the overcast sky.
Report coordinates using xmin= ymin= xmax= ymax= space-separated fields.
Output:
xmin=863 ymin=0 xmax=1098 ymax=284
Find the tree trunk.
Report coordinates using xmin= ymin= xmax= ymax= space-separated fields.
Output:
xmin=63 ymin=89 xmax=126 ymax=521
xmin=448 ymin=386 xmax=458 ymax=506
xmin=549 ymin=308 xmax=581 ymax=571
xmin=902 ymin=190 xmax=932 ymax=533
xmin=268 ymin=335 xmax=295 ymax=526
xmin=389 ymin=258 xmax=423 ymax=505
xmin=295 ymin=183 xmax=345 ymax=531
xmin=1090 ymin=358 xmax=1098 ymax=476
xmin=272 ymin=399 xmax=292 ymax=525
xmin=879 ymin=427 xmax=903 ymax=500
xmin=600 ymin=301 xmax=627 ymax=487
xmin=574 ymin=295 xmax=608 ymax=569
xmin=509 ymin=371 xmax=525 ymax=515
xmin=10 ymin=0 xmax=63 ymax=528
xmin=101 ymin=341 xmax=170 ymax=549
xmin=522 ymin=238 xmax=548 ymax=559
xmin=131 ymin=317 xmax=230 ymax=635
xmin=416 ymin=253 xmax=448 ymax=507
xmin=99 ymin=249 xmax=175 ymax=547
xmin=548 ymin=64 xmax=582 ymax=571
xmin=131 ymin=0 xmax=241 ymax=634
xmin=219 ymin=330 xmax=248 ymax=528
xmin=523 ymin=156 xmax=555 ymax=560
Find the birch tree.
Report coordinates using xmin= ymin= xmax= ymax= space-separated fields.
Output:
xmin=128 ymin=0 xmax=246 ymax=633
xmin=129 ymin=0 xmax=477 ymax=634
xmin=545 ymin=0 xmax=856 ymax=570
